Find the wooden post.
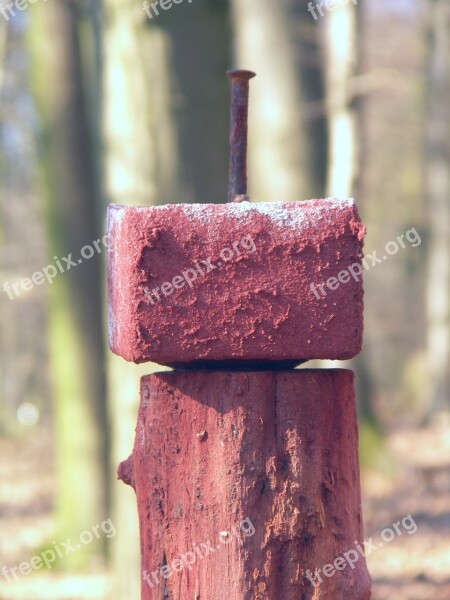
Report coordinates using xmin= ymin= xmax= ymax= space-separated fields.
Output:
xmin=111 ymin=69 xmax=372 ymax=599
xmin=119 ymin=369 xmax=371 ymax=599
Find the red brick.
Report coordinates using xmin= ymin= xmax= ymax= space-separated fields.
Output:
xmin=107 ymin=199 xmax=366 ymax=365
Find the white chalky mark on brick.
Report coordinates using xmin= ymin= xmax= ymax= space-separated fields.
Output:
xmin=127 ymin=199 xmax=357 ymax=238
xmin=108 ymin=203 xmax=127 ymax=229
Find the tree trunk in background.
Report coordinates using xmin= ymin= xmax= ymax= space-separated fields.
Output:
xmin=158 ymin=0 xmax=231 ymax=203
xmin=424 ymin=0 xmax=450 ymax=416
xmin=0 ymin=21 xmax=7 ymax=97
xmin=0 ymin=22 xmax=10 ymax=431
xmin=28 ymin=0 xmax=107 ymax=565
xmin=324 ymin=0 xmax=358 ymax=199
xmin=322 ymin=0 xmax=378 ymax=426
xmin=102 ymin=2 xmax=230 ymax=597
xmin=231 ymin=0 xmax=327 ymax=202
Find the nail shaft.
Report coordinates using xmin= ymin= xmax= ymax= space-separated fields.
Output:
xmin=227 ymin=69 xmax=256 ymax=203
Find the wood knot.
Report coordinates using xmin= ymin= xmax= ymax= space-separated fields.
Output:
xmin=117 ymin=454 xmax=135 ymax=489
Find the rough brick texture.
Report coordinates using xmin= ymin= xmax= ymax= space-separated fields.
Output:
xmin=107 ymin=199 xmax=365 ymax=366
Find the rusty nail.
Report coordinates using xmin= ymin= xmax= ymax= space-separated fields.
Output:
xmin=227 ymin=69 xmax=256 ymax=203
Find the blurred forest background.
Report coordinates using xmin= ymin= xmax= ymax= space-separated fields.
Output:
xmin=0 ymin=0 xmax=449 ymax=598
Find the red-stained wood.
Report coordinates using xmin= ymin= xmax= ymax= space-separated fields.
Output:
xmin=119 ymin=369 xmax=371 ymax=599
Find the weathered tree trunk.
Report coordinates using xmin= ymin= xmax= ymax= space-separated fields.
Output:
xmin=120 ymin=369 xmax=371 ymax=599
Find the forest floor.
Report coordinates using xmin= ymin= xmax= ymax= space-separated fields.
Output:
xmin=362 ymin=415 xmax=450 ymax=599
xmin=0 ymin=419 xmax=449 ymax=600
